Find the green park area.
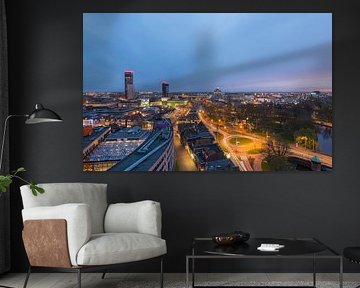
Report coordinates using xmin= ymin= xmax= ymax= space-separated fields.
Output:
xmin=247 ymin=148 xmax=265 ymax=154
xmin=229 ymin=137 xmax=253 ymax=146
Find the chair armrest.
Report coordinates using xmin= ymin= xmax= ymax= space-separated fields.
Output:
xmin=104 ymin=200 xmax=162 ymax=237
xmin=22 ymin=203 xmax=92 ymax=266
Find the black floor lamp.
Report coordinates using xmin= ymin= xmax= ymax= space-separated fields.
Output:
xmin=0 ymin=103 xmax=62 ymax=288
xmin=0 ymin=103 xmax=63 ymax=171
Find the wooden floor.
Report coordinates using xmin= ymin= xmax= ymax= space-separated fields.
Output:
xmin=0 ymin=273 xmax=358 ymax=288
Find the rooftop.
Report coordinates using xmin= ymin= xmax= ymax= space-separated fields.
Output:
xmin=106 ymin=127 xmax=150 ymax=141
xmin=83 ymin=127 xmax=109 ymax=150
xmin=205 ymin=158 xmax=238 ymax=171
xmin=110 ymin=122 xmax=173 ymax=171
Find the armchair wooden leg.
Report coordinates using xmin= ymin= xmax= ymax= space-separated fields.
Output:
xmin=160 ymin=257 xmax=164 ymax=288
xmin=77 ymin=268 xmax=81 ymax=288
xmin=22 ymin=266 xmax=31 ymax=288
xmin=101 ymin=271 xmax=106 ymax=279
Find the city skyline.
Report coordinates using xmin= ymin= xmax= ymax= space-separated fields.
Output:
xmin=84 ymin=70 xmax=332 ymax=94
xmin=83 ymin=13 xmax=332 ymax=93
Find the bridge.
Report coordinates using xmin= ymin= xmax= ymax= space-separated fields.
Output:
xmin=313 ymin=120 xmax=332 ymax=128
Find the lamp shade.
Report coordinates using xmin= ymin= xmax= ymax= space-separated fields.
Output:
xmin=25 ymin=104 xmax=63 ymax=124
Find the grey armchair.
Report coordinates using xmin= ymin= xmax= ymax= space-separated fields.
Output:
xmin=20 ymin=183 xmax=166 ymax=288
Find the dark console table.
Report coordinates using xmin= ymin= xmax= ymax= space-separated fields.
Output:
xmin=186 ymin=238 xmax=342 ymax=288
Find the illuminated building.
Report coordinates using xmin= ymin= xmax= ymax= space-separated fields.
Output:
xmin=83 ymin=127 xmax=111 ymax=159
xmin=83 ymin=126 xmax=93 ymax=137
xmin=162 ymin=81 xmax=169 ymax=98
xmin=161 ymin=99 xmax=188 ymax=108
xmin=140 ymin=98 xmax=150 ymax=107
xmin=142 ymin=121 xmax=154 ymax=131
xmin=212 ymin=87 xmax=224 ymax=101
xmin=83 ymin=119 xmax=94 ymax=127
xmin=83 ymin=126 xmax=150 ymax=171
xmin=124 ymin=70 xmax=135 ymax=99
xmin=110 ymin=120 xmax=175 ymax=171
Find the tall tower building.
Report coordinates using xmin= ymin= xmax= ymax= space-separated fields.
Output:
xmin=124 ymin=71 xmax=135 ymax=99
xmin=162 ymin=81 xmax=169 ymax=98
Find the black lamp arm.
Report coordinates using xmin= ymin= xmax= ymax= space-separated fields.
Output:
xmin=0 ymin=114 xmax=28 ymax=172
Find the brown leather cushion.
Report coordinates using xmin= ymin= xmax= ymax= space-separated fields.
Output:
xmin=23 ymin=219 xmax=72 ymax=268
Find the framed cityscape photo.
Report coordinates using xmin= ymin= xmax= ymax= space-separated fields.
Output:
xmin=83 ymin=13 xmax=332 ymax=172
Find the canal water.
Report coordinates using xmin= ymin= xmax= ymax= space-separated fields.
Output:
xmin=315 ymin=125 xmax=332 ymax=155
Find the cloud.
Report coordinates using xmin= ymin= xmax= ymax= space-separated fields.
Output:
xmin=83 ymin=13 xmax=332 ymax=92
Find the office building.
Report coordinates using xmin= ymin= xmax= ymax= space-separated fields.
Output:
xmin=124 ymin=70 xmax=135 ymax=99
xmin=162 ymin=81 xmax=169 ymax=98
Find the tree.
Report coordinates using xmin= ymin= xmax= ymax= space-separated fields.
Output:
xmin=264 ymin=137 xmax=289 ymax=158
xmin=294 ymin=128 xmax=318 ymax=150
xmin=262 ymin=137 xmax=295 ymax=171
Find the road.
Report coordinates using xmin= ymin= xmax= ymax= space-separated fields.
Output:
xmin=221 ymin=134 xmax=249 ymax=171
xmin=198 ymin=112 xmax=251 ymax=171
xmin=198 ymin=111 xmax=333 ymax=170
xmin=288 ymin=145 xmax=332 ymax=167
xmin=166 ymin=108 xmax=198 ymax=171
xmin=173 ymin=133 xmax=197 ymax=171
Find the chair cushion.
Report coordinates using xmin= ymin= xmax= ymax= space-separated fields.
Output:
xmin=105 ymin=201 xmax=162 ymax=237
xmin=76 ymin=233 xmax=167 ymax=266
xmin=20 ymin=183 xmax=108 ymax=234
xmin=344 ymin=247 xmax=360 ymax=263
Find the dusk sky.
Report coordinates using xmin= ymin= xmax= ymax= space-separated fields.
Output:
xmin=83 ymin=13 xmax=332 ymax=92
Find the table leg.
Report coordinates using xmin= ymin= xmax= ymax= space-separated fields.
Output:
xmin=339 ymin=257 xmax=343 ymax=288
xmin=313 ymin=254 xmax=316 ymax=287
xmin=192 ymin=247 xmax=195 ymax=288
xmin=186 ymin=256 xmax=189 ymax=288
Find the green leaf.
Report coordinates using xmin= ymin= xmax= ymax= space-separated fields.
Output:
xmin=29 ymin=182 xmax=44 ymax=196
xmin=35 ymin=186 xmax=45 ymax=194
xmin=0 ymin=175 xmax=13 ymax=193
xmin=11 ymin=167 xmax=26 ymax=175
xmin=15 ymin=167 xmax=26 ymax=173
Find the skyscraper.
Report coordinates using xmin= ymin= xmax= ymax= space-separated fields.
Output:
xmin=124 ymin=71 xmax=135 ymax=99
xmin=162 ymin=81 xmax=169 ymax=98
